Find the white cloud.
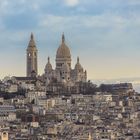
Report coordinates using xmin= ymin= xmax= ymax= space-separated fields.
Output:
xmin=1 ymin=0 xmax=140 ymax=79
xmin=127 ymin=0 xmax=140 ymax=5
xmin=64 ymin=0 xmax=79 ymax=6
xmin=39 ymin=13 xmax=131 ymax=31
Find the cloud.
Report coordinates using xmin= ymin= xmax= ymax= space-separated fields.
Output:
xmin=39 ymin=13 xmax=133 ymax=32
xmin=64 ymin=0 xmax=79 ymax=7
xmin=1 ymin=0 xmax=140 ymax=79
xmin=127 ymin=0 xmax=140 ymax=5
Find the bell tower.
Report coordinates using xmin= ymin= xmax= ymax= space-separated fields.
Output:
xmin=26 ymin=33 xmax=38 ymax=77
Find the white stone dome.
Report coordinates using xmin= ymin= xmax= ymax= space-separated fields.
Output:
xmin=45 ymin=57 xmax=52 ymax=71
xmin=75 ymin=57 xmax=83 ymax=71
xmin=56 ymin=34 xmax=71 ymax=59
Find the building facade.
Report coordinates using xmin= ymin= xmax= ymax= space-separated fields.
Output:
xmin=26 ymin=33 xmax=87 ymax=88
xmin=44 ymin=33 xmax=87 ymax=85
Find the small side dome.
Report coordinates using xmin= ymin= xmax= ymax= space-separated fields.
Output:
xmin=56 ymin=33 xmax=71 ymax=59
xmin=75 ymin=57 xmax=83 ymax=71
xmin=45 ymin=57 xmax=52 ymax=72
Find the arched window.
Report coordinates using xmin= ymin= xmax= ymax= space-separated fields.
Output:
xmin=28 ymin=53 xmax=31 ymax=57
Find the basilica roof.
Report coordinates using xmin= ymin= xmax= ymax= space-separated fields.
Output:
xmin=56 ymin=34 xmax=71 ymax=59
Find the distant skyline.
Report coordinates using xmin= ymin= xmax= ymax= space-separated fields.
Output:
xmin=1 ymin=0 xmax=140 ymax=79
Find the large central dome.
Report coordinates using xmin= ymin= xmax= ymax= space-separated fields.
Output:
xmin=56 ymin=34 xmax=71 ymax=59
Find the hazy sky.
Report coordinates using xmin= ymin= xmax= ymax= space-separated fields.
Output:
xmin=0 ymin=0 xmax=140 ymax=79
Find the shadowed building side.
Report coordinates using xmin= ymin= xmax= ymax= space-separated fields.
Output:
xmin=26 ymin=33 xmax=38 ymax=77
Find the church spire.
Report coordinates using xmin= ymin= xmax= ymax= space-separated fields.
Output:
xmin=48 ymin=57 xmax=50 ymax=63
xmin=62 ymin=33 xmax=65 ymax=43
xmin=31 ymin=32 xmax=34 ymax=40
xmin=28 ymin=32 xmax=36 ymax=48
xmin=77 ymin=57 xmax=79 ymax=63
xmin=27 ymin=33 xmax=38 ymax=77
xmin=45 ymin=56 xmax=53 ymax=72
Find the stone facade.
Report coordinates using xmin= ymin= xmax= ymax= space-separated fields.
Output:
xmin=26 ymin=33 xmax=87 ymax=87
xmin=44 ymin=33 xmax=87 ymax=85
